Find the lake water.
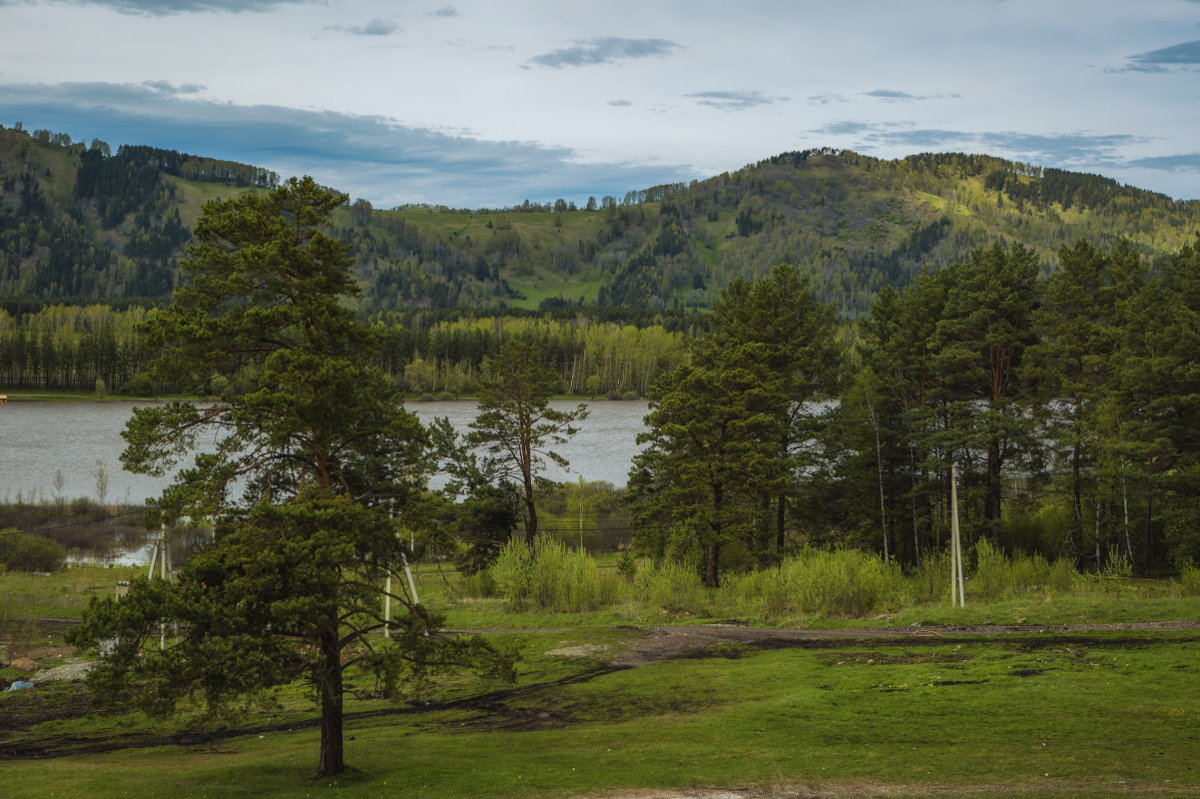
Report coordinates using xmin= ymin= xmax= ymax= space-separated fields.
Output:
xmin=0 ymin=400 xmax=650 ymax=505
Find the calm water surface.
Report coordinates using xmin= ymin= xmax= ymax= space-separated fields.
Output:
xmin=0 ymin=400 xmax=649 ymax=505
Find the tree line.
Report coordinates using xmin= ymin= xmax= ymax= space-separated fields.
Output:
xmin=629 ymin=235 xmax=1200 ymax=585
xmin=0 ymin=304 xmax=693 ymax=398
xmin=0 ymin=304 xmax=156 ymax=392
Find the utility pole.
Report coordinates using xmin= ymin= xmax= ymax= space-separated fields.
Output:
xmin=384 ymin=502 xmax=420 ymax=638
xmin=578 ymin=474 xmax=586 ymax=551
xmin=950 ymin=463 xmax=965 ymax=607
xmin=146 ymin=529 xmax=174 ymax=648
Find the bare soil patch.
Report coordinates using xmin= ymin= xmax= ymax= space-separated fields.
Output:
xmin=607 ymin=619 xmax=1200 ymax=666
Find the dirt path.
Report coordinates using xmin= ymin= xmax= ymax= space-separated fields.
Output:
xmin=562 ymin=619 xmax=1200 ymax=667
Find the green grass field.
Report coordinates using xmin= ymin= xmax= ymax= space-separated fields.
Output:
xmin=1 ymin=562 xmax=1197 ymax=798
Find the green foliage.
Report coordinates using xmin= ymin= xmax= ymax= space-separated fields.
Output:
xmin=0 ymin=304 xmax=160 ymax=394
xmin=1103 ymin=548 xmax=1135 ymax=578
xmin=909 ymin=548 xmax=951 ymax=604
xmin=1178 ymin=560 xmax=1200 ymax=596
xmin=7 ymin=127 xmax=1200 ymax=320
xmin=72 ymin=177 xmax=511 ymax=778
xmin=966 ymin=538 xmax=1066 ymax=600
xmin=727 ymin=548 xmax=905 ymax=617
xmin=489 ymin=536 xmax=535 ymax=611
xmin=629 ymin=346 xmax=785 ymax=586
xmin=466 ymin=339 xmax=587 ymax=541
xmin=632 ymin=557 xmax=705 ymax=613
xmin=629 ymin=264 xmax=841 ymax=585
xmin=616 ymin=550 xmax=636 ymax=582
xmin=0 ymin=529 xmax=65 ymax=571
xmin=489 ymin=536 xmax=618 ymax=612
xmin=970 ymin=538 xmax=1011 ymax=600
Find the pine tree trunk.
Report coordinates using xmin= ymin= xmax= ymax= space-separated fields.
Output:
xmin=775 ymin=494 xmax=786 ymax=551
xmin=1070 ymin=439 xmax=1083 ymax=557
xmin=986 ymin=437 xmax=1003 ymax=536
xmin=316 ymin=623 xmax=345 ymax=778
xmin=523 ymin=477 xmax=538 ymax=543
xmin=704 ymin=541 xmax=721 ymax=588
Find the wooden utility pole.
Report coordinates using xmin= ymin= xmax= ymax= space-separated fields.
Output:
xmin=384 ymin=503 xmax=419 ymax=638
xmin=145 ymin=529 xmax=174 ymax=648
xmin=950 ymin=463 xmax=965 ymax=607
xmin=578 ymin=474 xmax=586 ymax=551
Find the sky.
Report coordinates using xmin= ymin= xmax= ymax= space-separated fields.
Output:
xmin=0 ymin=0 xmax=1198 ymax=209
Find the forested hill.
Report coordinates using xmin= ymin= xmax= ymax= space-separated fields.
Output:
xmin=2 ymin=123 xmax=1197 ymax=317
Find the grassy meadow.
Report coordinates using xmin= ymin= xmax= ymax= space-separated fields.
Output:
xmin=1 ymin=548 xmax=1198 ymax=798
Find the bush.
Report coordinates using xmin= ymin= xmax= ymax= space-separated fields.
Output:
xmin=458 ymin=569 xmax=497 ymax=598
xmin=634 ymin=558 xmax=704 ymax=614
xmin=1049 ymin=557 xmax=1076 ymax=593
xmin=489 ymin=537 xmax=617 ymax=612
xmin=0 ymin=530 xmax=66 ymax=572
xmin=909 ymin=548 xmax=950 ymax=603
xmin=617 ymin=551 xmax=637 ymax=582
xmin=729 ymin=548 xmax=904 ymax=618
xmin=490 ymin=538 xmax=535 ymax=610
xmin=968 ymin=539 xmax=1062 ymax=599
xmin=1008 ymin=551 xmax=1052 ymax=593
xmin=971 ymin=538 xmax=1009 ymax=600
xmin=1178 ymin=560 xmax=1200 ymax=596
xmin=1104 ymin=549 xmax=1134 ymax=579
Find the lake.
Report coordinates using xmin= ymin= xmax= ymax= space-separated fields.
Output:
xmin=0 ymin=400 xmax=650 ymax=505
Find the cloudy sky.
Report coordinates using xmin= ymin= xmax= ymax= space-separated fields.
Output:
xmin=1 ymin=0 xmax=1198 ymax=208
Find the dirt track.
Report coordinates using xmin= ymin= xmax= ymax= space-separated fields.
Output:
xmin=603 ymin=619 xmax=1200 ymax=666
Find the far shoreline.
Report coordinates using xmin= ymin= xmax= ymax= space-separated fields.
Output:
xmin=1 ymin=391 xmax=640 ymax=403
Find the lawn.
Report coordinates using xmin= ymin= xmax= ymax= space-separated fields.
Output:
xmin=1 ymin=560 xmax=1197 ymax=798
xmin=1 ymin=627 xmax=1196 ymax=798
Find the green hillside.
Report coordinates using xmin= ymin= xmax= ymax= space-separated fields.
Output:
xmin=2 ymin=125 xmax=1197 ymax=316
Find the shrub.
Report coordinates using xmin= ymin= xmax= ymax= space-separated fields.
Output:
xmin=490 ymin=538 xmax=535 ymax=610
xmin=909 ymin=548 xmax=950 ymax=603
xmin=617 ymin=551 xmax=637 ymax=582
xmin=458 ymin=569 xmax=497 ymax=598
xmin=634 ymin=558 xmax=704 ymax=614
xmin=1178 ymin=560 xmax=1200 ymax=596
xmin=1104 ymin=549 xmax=1134 ymax=579
xmin=1008 ymin=551 xmax=1052 ymax=593
xmin=1049 ymin=557 xmax=1076 ymax=593
xmin=730 ymin=548 xmax=904 ymax=618
xmin=971 ymin=538 xmax=1009 ymax=600
xmin=0 ymin=530 xmax=66 ymax=572
xmin=489 ymin=536 xmax=618 ymax=612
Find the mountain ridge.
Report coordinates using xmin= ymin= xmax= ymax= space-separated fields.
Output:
xmin=1 ymin=124 xmax=1196 ymax=317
